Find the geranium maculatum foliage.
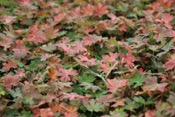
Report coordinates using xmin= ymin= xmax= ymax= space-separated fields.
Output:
xmin=0 ymin=0 xmax=175 ymax=116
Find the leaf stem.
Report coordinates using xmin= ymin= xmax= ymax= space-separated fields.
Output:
xmin=74 ymin=57 xmax=108 ymax=87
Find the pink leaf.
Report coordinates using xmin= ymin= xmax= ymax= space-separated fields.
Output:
xmin=57 ymin=68 xmax=78 ymax=81
xmin=81 ymin=4 xmax=94 ymax=16
xmin=121 ymin=53 xmax=135 ymax=67
xmin=61 ymin=92 xmax=84 ymax=101
xmin=145 ymin=110 xmax=156 ymax=117
xmin=54 ymin=13 xmax=65 ymax=23
xmin=39 ymin=108 xmax=54 ymax=117
xmin=0 ymin=15 xmax=16 ymax=24
xmin=82 ymin=35 xmax=106 ymax=46
xmin=99 ymin=61 xmax=110 ymax=73
xmin=71 ymin=41 xmax=87 ymax=53
xmin=142 ymin=77 xmax=168 ymax=92
xmin=12 ymin=40 xmax=29 ymax=59
xmin=41 ymin=54 xmax=54 ymax=61
xmin=108 ymin=13 xmax=118 ymax=21
xmin=18 ymin=0 xmax=31 ymax=5
xmin=78 ymin=55 xmax=96 ymax=66
xmin=15 ymin=69 xmax=26 ymax=78
xmin=102 ymin=52 xmax=118 ymax=63
xmin=3 ymin=59 xmax=18 ymax=72
xmin=164 ymin=59 xmax=175 ymax=70
xmin=107 ymin=78 xmax=128 ymax=93
xmin=0 ymin=33 xmax=13 ymax=51
xmin=4 ymin=74 xmax=21 ymax=89
xmin=93 ymin=3 xmax=108 ymax=18
xmin=27 ymin=24 xmax=46 ymax=45
xmin=161 ymin=13 xmax=174 ymax=29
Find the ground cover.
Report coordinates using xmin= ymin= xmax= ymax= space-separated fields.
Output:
xmin=0 ymin=0 xmax=175 ymax=116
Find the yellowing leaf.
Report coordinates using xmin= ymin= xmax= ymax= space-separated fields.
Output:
xmin=47 ymin=67 xmax=58 ymax=81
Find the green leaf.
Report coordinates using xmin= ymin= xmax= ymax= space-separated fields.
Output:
xmin=8 ymin=88 xmax=23 ymax=98
xmin=124 ymin=98 xmax=140 ymax=112
xmin=17 ymin=110 xmax=33 ymax=117
xmin=28 ymin=59 xmax=45 ymax=72
xmin=134 ymin=96 xmax=155 ymax=106
xmin=83 ymin=99 xmax=104 ymax=112
xmin=58 ymin=31 xmax=67 ymax=37
xmin=3 ymin=109 xmax=18 ymax=117
xmin=0 ymin=88 xmax=5 ymax=95
xmin=79 ymin=74 xmax=95 ymax=83
xmin=16 ymin=60 xmax=24 ymax=68
xmin=133 ymin=96 xmax=145 ymax=104
xmin=129 ymin=71 xmax=145 ymax=88
xmin=0 ymin=0 xmax=16 ymax=7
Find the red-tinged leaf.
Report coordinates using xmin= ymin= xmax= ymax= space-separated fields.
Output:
xmin=82 ymin=35 xmax=96 ymax=46
xmin=14 ymin=29 xmax=25 ymax=36
xmin=4 ymin=74 xmax=21 ymax=89
xmin=57 ymin=68 xmax=78 ymax=81
xmin=15 ymin=69 xmax=26 ymax=78
xmin=119 ymin=24 xmax=127 ymax=32
xmin=42 ymin=24 xmax=59 ymax=40
xmin=0 ymin=39 xmax=13 ymax=51
xmin=62 ymin=104 xmax=77 ymax=113
xmin=12 ymin=48 xmax=28 ymax=59
xmin=51 ymin=103 xmax=65 ymax=113
xmin=32 ymin=108 xmax=41 ymax=117
xmin=107 ymin=78 xmax=128 ymax=93
xmin=3 ymin=59 xmax=18 ymax=72
xmin=166 ymin=93 xmax=175 ymax=116
xmin=142 ymin=77 xmax=168 ymax=92
xmin=78 ymin=55 xmax=96 ymax=66
xmin=12 ymin=40 xmax=29 ymax=59
xmin=145 ymin=110 xmax=156 ymax=117
xmin=61 ymin=92 xmax=84 ymax=101
xmin=63 ymin=112 xmax=79 ymax=117
xmin=170 ymin=31 xmax=175 ymax=41
xmin=79 ymin=25 xmax=95 ymax=35
xmin=121 ymin=53 xmax=135 ymax=67
xmin=41 ymin=53 xmax=55 ymax=61
xmin=161 ymin=13 xmax=174 ymax=29
xmin=58 ymin=41 xmax=87 ymax=55
xmin=80 ymin=82 xmax=101 ymax=92
xmin=93 ymin=3 xmax=108 ymax=18
xmin=39 ymin=108 xmax=54 ymax=117
xmin=159 ymin=0 xmax=175 ymax=7
xmin=95 ymin=20 xmax=117 ymax=34
xmin=97 ymin=94 xmax=115 ymax=106
xmin=164 ymin=59 xmax=175 ymax=70
xmin=59 ymin=37 xmax=71 ymax=44
xmin=99 ymin=61 xmax=110 ymax=73
xmin=51 ymin=103 xmax=78 ymax=116
xmin=112 ymin=98 xmax=126 ymax=107
xmin=0 ymin=15 xmax=16 ymax=24
xmin=138 ymin=68 xmax=146 ymax=75
xmin=18 ymin=0 xmax=31 ymax=5
xmin=81 ymin=4 xmax=94 ymax=17
xmin=0 ymin=33 xmax=13 ymax=51
xmin=102 ymin=52 xmax=118 ymax=63
xmin=54 ymin=13 xmax=65 ymax=23
xmin=71 ymin=41 xmax=87 ymax=53
xmin=21 ymin=81 xmax=42 ymax=100
xmin=82 ymin=35 xmax=107 ymax=46
xmin=27 ymin=24 xmax=46 ymax=45
xmin=58 ymin=43 xmax=73 ymax=54
xmin=108 ymin=13 xmax=118 ymax=21
xmin=148 ymin=2 xmax=159 ymax=13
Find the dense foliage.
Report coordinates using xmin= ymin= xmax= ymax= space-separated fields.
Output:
xmin=0 ymin=0 xmax=175 ymax=116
